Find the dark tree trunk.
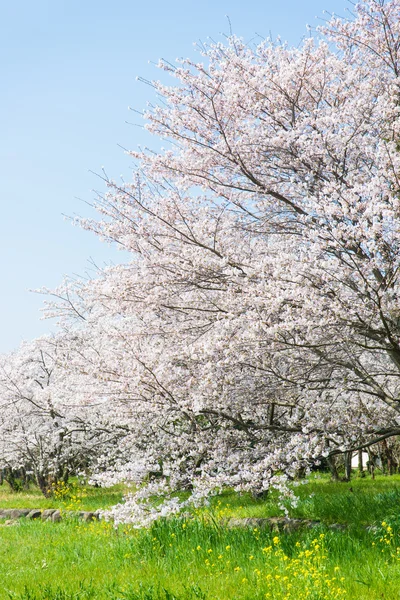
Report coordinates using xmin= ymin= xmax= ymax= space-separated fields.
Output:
xmin=343 ymin=451 xmax=352 ymax=482
xmin=327 ymin=456 xmax=340 ymax=481
xmin=358 ymin=450 xmax=365 ymax=477
xmin=367 ymin=449 xmax=375 ymax=479
xmin=36 ymin=473 xmax=52 ymax=498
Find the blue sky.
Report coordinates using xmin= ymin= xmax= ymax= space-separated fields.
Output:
xmin=1 ymin=0 xmax=348 ymax=352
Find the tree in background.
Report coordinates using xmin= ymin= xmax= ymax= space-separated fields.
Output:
xmin=0 ymin=335 xmax=127 ymax=496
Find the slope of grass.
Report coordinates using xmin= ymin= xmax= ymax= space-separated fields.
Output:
xmin=1 ymin=514 xmax=400 ymax=599
xmin=202 ymin=473 xmax=400 ymax=528
xmin=0 ymin=481 xmax=126 ymax=511
xmin=1 ymin=473 xmax=400 ymax=599
xmin=2 ymin=473 xmax=400 ymax=525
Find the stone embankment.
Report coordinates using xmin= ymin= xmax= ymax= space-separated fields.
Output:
xmin=227 ymin=517 xmax=347 ymax=532
xmin=0 ymin=508 xmax=99 ymax=524
xmin=0 ymin=510 xmax=352 ymax=531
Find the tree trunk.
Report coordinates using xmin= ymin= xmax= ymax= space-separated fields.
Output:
xmin=36 ymin=472 xmax=52 ymax=497
xmin=327 ymin=456 xmax=340 ymax=481
xmin=343 ymin=451 xmax=352 ymax=482
xmin=358 ymin=450 xmax=365 ymax=477
xmin=367 ymin=449 xmax=375 ymax=479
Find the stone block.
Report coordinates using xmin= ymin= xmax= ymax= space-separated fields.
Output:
xmin=41 ymin=509 xmax=56 ymax=521
xmin=27 ymin=510 xmax=42 ymax=520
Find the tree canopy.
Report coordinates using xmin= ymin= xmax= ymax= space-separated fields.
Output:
xmin=2 ymin=0 xmax=400 ymax=524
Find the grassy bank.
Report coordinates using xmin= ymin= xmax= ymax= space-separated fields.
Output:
xmin=206 ymin=473 xmax=400 ymax=526
xmin=2 ymin=473 xmax=400 ymax=523
xmin=0 ymin=481 xmax=126 ymax=511
xmin=1 ymin=515 xmax=400 ymax=599
xmin=1 ymin=474 xmax=400 ymax=599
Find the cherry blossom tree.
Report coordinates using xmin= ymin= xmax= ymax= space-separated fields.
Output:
xmin=0 ymin=335 xmax=128 ymax=496
xmin=9 ymin=0 xmax=400 ymax=521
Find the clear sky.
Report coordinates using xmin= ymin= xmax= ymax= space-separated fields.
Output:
xmin=1 ymin=0 xmax=348 ymax=353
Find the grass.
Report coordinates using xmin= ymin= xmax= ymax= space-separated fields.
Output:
xmin=2 ymin=473 xmax=400 ymax=524
xmin=1 ymin=472 xmax=400 ymax=599
xmin=0 ymin=481 xmax=126 ymax=511
xmin=205 ymin=473 xmax=400 ymax=527
xmin=1 ymin=514 xmax=400 ymax=599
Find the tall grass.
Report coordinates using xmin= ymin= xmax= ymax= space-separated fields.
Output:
xmin=1 ymin=514 xmax=400 ymax=599
xmin=205 ymin=474 xmax=400 ymax=526
xmin=1 ymin=474 xmax=400 ymax=599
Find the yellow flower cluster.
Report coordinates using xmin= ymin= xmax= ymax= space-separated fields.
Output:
xmin=51 ymin=480 xmax=70 ymax=500
xmin=51 ymin=480 xmax=87 ymax=510
xmin=192 ymin=532 xmax=346 ymax=599
xmin=376 ymin=521 xmax=400 ymax=560
xmin=212 ymin=500 xmax=236 ymax=521
xmin=249 ymin=534 xmax=345 ymax=599
xmin=83 ymin=519 xmax=114 ymax=536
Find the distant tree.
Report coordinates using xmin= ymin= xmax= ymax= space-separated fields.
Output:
xmin=0 ymin=336 xmax=127 ymax=496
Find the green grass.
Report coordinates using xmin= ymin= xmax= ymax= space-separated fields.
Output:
xmin=2 ymin=473 xmax=400 ymax=525
xmin=1 ymin=514 xmax=400 ymax=599
xmin=1 ymin=473 xmax=400 ymax=599
xmin=0 ymin=481 xmax=126 ymax=511
xmin=205 ymin=473 xmax=400 ymax=527
xmin=290 ymin=474 xmax=400 ymax=525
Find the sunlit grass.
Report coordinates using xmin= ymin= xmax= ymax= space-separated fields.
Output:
xmin=202 ymin=473 xmax=400 ymax=526
xmin=0 ymin=480 xmax=126 ymax=511
xmin=2 ymin=473 xmax=400 ymax=598
xmin=1 ymin=515 xmax=400 ymax=599
xmin=2 ymin=473 xmax=400 ymax=523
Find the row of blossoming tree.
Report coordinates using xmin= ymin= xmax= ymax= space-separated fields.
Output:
xmin=1 ymin=0 xmax=400 ymax=525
